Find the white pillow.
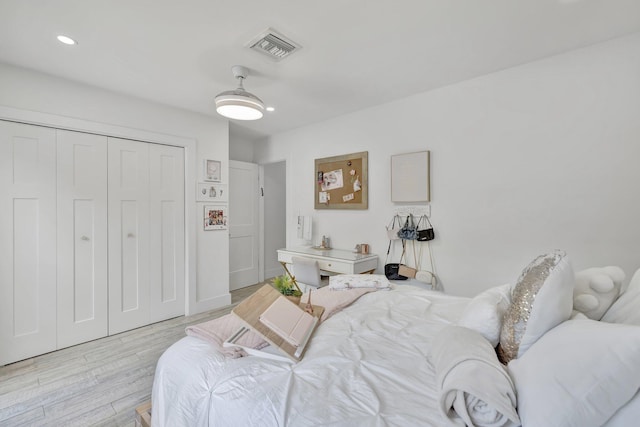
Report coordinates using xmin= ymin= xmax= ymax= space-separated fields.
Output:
xmin=572 ymin=266 xmax=625 ymax=320
xmin=457 ymin=283 xmax=511 ymax=347
xmin=602 ymin=268 xmax=640 ymax=325
xmin=497 ymin=250 xmax=574 ymax=363
xmin=508 ymin=319 xmax=640 ymax=427
xmin=605 ymin=389 xmax=640 ymax=427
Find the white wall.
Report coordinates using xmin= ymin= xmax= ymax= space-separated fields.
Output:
xmin=0 ymin=63 xmax=232 ymax=313
xmin=229 ymin=131 xmax=256 ymax=162
xmin=255 ymin=32 xmax=640 ymax=297
xmin=263 ymin=161 xmax=287 ymax=280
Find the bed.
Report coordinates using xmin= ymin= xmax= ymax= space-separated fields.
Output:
xmin=152 ymin=251 xmax=640 ymax=427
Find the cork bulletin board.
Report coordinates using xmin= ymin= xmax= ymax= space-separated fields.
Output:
xmin=314 ymin=151 xmax=368 ymax=210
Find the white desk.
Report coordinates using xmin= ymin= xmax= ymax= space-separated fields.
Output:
xmin=277 ymin=247 xmax=378 ymax=275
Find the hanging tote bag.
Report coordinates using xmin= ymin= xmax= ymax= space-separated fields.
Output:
xmin=398 ymin=239 xmax=418 ymax=278
xmin=397 ymin=262 xmax=417 ymax=278
xmin=416 ymin=214 xmax=435 ymax=242
xmin=386 ymin=215 xmax=402 ymax=240
xmin=397 ymin=214 xmax=418 ymax=240
xmin=414 ymin=239 xmax=439 ymax=290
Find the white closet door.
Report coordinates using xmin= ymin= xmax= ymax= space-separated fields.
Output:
xmin=57 ymin=130 xmax=108 ymax=348
xmin=229 ymin=161 xmax=260 ymax=290
xmin=149 ymin=143 xmax=185 ymax=322
xmin=0 ymin=121 xmax=57 ymax=365
xmin=108 ymin=138 xmax=150 ymax=335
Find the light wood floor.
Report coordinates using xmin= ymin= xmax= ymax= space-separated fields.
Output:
xmin=0 ymin=283 xmax=265 ymax=427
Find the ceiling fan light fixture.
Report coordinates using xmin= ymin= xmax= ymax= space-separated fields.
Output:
xmin=215 ymin=65 xmax=265 ymax=121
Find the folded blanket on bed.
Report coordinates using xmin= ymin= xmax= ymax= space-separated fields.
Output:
xmin=329 ymin=274 xmax=391 ymax=290
xmin=306 ymin=285 xmax=377 ymax=321
xmin=429 ymin=325 xmax=520 ymax=427
xmin=185 ymin=286 xmax=376 ymax=357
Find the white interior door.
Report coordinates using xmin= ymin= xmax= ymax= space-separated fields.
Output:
xmin=108 ymin=137 xmax=150 ymax=334
xmin=149 ymin=143 xmax=185 ymax=322
xmin=57 ymin=130 xmax=108 ymax=348
xmin=229 ymin=160 xmax=260 ymax=290
xmin=0 ymin=121 xmax=57 ymax=365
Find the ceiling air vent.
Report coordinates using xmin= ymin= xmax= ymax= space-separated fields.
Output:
xmin=247 ymin=28 xmax=301 ymax=61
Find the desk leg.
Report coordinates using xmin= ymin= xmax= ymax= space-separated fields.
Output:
xmin=280 ymin=261 xmax=302 ymax=293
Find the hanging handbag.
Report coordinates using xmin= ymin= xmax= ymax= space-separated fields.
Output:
xmin=397 ymin=214 xmax=418 ymax=240
xmin=398 ymin=264 xmax=417 ymax=278
xmin=398 ymin=239 xmax=418 ymax=278
xmin=384 ymin=240 xmax=408 ymax=280
xmin=386 ymin=215 xmax=401 ymax=240
xmin=416 ymin=214 xmax=435 ymax=242
xmin=415 ymin=269 xmax=437 ymax=287
xmin=413 ymin=239 xmax=439 ymax=290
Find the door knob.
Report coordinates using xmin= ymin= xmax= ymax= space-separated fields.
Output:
xmin=81 ymin=236 xmax=90 ymax=241
xmin=127 ymin=233 xmax=135 ymax=238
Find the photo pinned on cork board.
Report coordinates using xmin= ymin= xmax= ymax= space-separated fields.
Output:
xmin=315 ymin=151 xmax=368 ymax=210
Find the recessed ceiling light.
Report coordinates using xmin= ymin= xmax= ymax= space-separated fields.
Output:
xmin=266 ymin=106 xmax=275 ymax=112
xmin=57 ymin=35 xmax=77 ymax=45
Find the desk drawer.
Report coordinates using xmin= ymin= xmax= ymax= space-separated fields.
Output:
xmin=278 ymin=249 xmax=378 ymax=275
xmin=277 ymin=251 xmax=294 ymax=264
xmin=317 ymin=259 xmax=350 ymax=274
xmin=278 ymin=251 xmax=350 ymax=273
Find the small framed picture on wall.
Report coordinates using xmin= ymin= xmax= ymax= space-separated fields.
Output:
xmin=204 ymin=205 xmax=227 ymax=230
xmin=204 ymin=159 xmax=221 ymax=182
xmin=196 ymin=182 xmax=228 ymax=202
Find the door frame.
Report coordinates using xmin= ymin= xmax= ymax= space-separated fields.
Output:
xmin=258 ymin=165 xmax=265 ymax=284
xmin=0 ymin=105 xmax=197 ymax=314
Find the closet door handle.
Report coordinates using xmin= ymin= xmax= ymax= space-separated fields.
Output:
xmin=81 ymin=235 xmax=90 ymax=241
xmin=127 ymin=233 xmax=135 ymax=238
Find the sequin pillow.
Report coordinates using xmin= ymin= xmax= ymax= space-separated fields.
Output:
xmin=497 ymin=250 xmax=574 ymax=364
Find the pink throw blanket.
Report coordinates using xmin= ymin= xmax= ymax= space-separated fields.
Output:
xmin=185 ymin=286 xmax=376 ymax=358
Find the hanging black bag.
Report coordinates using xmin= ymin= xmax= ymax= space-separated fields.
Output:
xmin=384 ymin=240 xmax=408 ymax=280
xmin=416 ymin=214 xmax=435 ymax=242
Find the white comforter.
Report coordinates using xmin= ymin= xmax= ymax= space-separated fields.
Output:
xmin=153 ymin=286 xmax=469 ymax=426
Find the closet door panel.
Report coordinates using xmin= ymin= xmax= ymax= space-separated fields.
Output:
xmin=121 ymin=200 xmax=143 ymax=311
xmin=0 ymin=121 xmax=57 ymax=365
xmin=149 ymin=144 xmax=185 ymax=322
xmin=108 ymin=138 xmax=150 ymax=335
xmin=57 ymin=130 xmax=108 ymax=348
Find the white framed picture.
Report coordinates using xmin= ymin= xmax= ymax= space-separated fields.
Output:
xmin=204 ymin=205 xmax=228 ymax=230
xmin=204 ymin=159 xmax=221 ymax=182
xmin=391 ymin=150 xmax=430 ymax=202
xmin=196 ymin=182 xmax=228 ymax=202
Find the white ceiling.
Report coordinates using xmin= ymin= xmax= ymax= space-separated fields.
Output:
xmin=1 ymin=0 xmax=640 ymax=141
